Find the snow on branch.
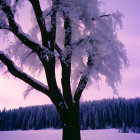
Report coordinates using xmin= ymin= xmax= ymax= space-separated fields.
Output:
xmin=0 ymin=51 xmax=50 ymax=96
xmin=54 ymin=43 xmax=72 ymax=65
xmin=0 ymin=24 xmax=9 ymax=30
xmin=63 ymin=13 xmax=72 ymax=47
xmin=0 ymin=0 xmax=53 ymax=64
xmin=43 ymin=7 xmax=52 ymax=18
xmin=70 ymin=14 xmax=111 ymax=34
xmin=0 ymin=0 xmax=41 ymax=51
xmin=12 ymin=0 xmax=19 ymax=13
xmin=74 ymin=55 xmax=93 ymax=103
xmin=74 ymin=72 xmax=88 ymax=103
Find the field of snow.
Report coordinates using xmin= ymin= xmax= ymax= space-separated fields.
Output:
xmin=0 ymin=129 xmax=140 ymax=140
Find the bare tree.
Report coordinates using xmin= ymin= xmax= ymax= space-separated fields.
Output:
xmin=0 ymin=0 xmax=128 ymax=140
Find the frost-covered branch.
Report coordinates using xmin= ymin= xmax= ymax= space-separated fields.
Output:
xmin=92 ymin=14 xmax=111 ymax=21
xmin=60 ymin=12 xmax=73 ymax=108
xmin=43 ymin=7 xmax=52 ymax=18
xmin=70 ymin=14 xmax=111 ymax=33
xmin=62 ymin=12 xmax=73 ymax=61
xmin=0 ymin=51 xmax=50 ymax=96
xmin=64 ymin=14 xmax=72 ymax=47
xmin=0 ymin=0 xmax=47 ymax=56
xmin=49 ymin=1 xmax=57 ymax=51
xmin=0 ymin=0 xmax=17 ymax=29
xmin=0 ymin=0 xmax=53 ymax=66
xmin=74 ymin=72 xmax=88 ymax=103
xmin=74 ymin=56 xmax=93 ymax=103
xmin=12 ymin=0 xmax=19 ymax=13
xmin=0 ymin=24 xmax=10 ymax=30
xmin=71 ymin=39 xmax=86 ymax=47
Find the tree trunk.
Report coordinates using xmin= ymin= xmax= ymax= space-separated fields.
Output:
xmin=63 ymin=123 xmax=81 ymax=140
xmin=62 ymin=102 xmax=81 ymax=140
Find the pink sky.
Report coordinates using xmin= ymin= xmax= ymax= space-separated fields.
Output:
xmin=0 ymin=0 xmax=140 ymax=110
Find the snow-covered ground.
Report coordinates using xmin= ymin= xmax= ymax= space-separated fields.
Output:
xmin=0 ymin=129 xmax=140 ymax=140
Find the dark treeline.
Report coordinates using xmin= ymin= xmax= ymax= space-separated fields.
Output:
xmin=0 ymin=98 xmax=140 ymax=132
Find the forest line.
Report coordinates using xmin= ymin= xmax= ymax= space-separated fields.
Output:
xmin=0 ymin=98 xmax=140 ymax=133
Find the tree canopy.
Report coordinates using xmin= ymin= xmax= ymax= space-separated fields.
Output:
xmin=0 ymin=0 xmax=128 ymax=99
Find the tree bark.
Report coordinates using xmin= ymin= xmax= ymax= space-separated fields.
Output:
xmin=62 ymin=102 xmax=81 ymax=140
xmin=63 ymin=123 xmax=81 ymax=140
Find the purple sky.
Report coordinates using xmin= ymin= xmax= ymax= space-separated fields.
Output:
xmin=0 ymin=0 xmax=140 ymax=110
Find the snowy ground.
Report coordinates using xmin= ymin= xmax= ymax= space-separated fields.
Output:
xmin=0 ymin=129 xmax=140 ymax=140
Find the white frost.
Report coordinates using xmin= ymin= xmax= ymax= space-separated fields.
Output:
xmin=0 ymin=0 xmax=129 ymax=95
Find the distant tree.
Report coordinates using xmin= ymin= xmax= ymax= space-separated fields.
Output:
xmin=0 ymin=0 xmax=128 ymax=140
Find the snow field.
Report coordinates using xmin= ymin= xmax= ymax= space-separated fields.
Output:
xmin=0 ymin=129 xmax=140 ymax=140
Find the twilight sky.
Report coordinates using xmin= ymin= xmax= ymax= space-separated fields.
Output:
xmin=0 ymin=0 xmax=140 ymax=110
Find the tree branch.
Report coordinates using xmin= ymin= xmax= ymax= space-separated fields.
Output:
xmin=0 ymin=24 xmax=10 ymax=30
xmin=28 ymin=0 xmax=59 ymax=94
xmin=54 ymin=43 xmax=62 ymax=56
xmin=28 ymin=0 xmax=49 ymax=48
xmin=0 ymin=0 xmax=67 ymax=114
xmin=29 ymin=0 xmax=65 ymax=110
xmin=0 ymin=51 xmax=50 ymax=96
xmin=41 ymin=0 xmax=61 ymax=101
xmin=64 ymin=14 xmax=72 ymax=47
xmin=0 ymin=0 xmax=53 ymax=67
xmin=74 ymin=55 xmax=93 ymax=103
xmin=0 ymin=0 xmax=47 ymax=55
xmin=49 ymin=3 xmax=57 ymax=51
xmin=72 ymin=14 xmax=111 ymax=32
xmin=60 ymin=12 xmax=73 ymax=108
xmin=95 ymin=14 xmax=111 ymax=20
xmin=12 ymin=0 xmax=19 ymax=13
xmin=43 ymin=7 xmax=52 ymax=18
xmin=0 ymin=50 xmax=68 ymax=121
xmin=71 ymin=39 xmax=85 ymax=47
xmin=74 ymin=72 xmax=88 ymax=103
